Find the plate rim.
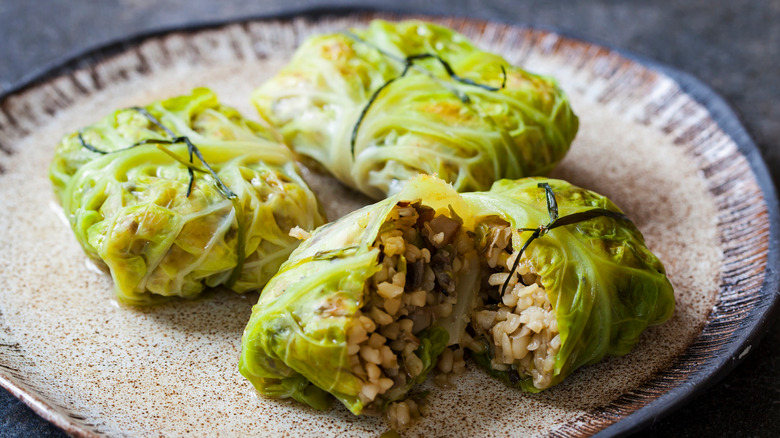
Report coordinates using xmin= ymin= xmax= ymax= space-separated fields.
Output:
xmin=1 ymin=6 xmax=778 ymax=437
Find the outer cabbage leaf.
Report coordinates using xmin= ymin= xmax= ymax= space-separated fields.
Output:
xmin=240 ymin=175 xmax=674 ymax=411
xmin=462 ymin=178 xmax=675 ymax=391
xmin=50 ymin=88 xmax=326 ymax=305
xmin=253 ymin=20 xmax=578 ymax=199
xmin=239 ymin=176 xmax=471 ymax=414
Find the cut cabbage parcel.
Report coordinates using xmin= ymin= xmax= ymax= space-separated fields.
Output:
xmin=253 ymin=20 xmax=579 ymax=199
xmin=239 ymin=175 xmax=674 ymax=415
xmin=50 ymin=88 xmax=325 ymax=305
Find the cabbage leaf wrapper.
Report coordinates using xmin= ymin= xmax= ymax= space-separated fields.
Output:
xmin=462 ymin=178 xmax=675 ymax=392
xmin=239 ymin=176 xmax=674 ymax=415
xmin=252 ymin=20 xmax=579 ymax=199
xmin=49 ymin=88 xmax=326 ymax=305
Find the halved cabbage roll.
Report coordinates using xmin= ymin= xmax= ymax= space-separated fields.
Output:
xmin=50 ymin=88 xmax=326 ymax=305
xmin=253 ymin=20 xmax=579 ymax=199
xmin=461 ymin=179 xmax=674 ymax=391
xmin=239 ymin=176 xmax=673 ymax=418
xmin=240 ymin=176 xmax=480 ymax=416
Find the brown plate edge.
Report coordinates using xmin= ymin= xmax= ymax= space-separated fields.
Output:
xmin=0 ymin=373 xmax=98 ymax=438
xmin=578 ymin=47 xmax=780 ymax=437
xmin=0 ymin=7 xmax=777 ymax=438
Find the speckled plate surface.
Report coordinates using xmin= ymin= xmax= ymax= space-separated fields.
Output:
xmin=0 ymin=10 xmax=777 ymax=438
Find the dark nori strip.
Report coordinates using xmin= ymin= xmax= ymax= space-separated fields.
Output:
xmin=500 ymin=183 xmax=631 ymax=295
xmin=345 ymin=32 xmax=508 ymax=158
xmin=77 ymin=131 xmax=108 ymax=154
xmin=77 ymin=106 xmax=247 ymax=289
xmin=78 ymin=108 xmax=237 ymax=200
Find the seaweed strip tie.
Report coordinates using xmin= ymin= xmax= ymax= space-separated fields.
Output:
xmin=344 ymin=32 xmax=507 ymax=158
xmin=78 ymin=107 xmax=246 ymax=288
xmin=78 ymin=108 xmax=236 ymax=200
xmin=500 ymin=183 xmax=631 ymax=295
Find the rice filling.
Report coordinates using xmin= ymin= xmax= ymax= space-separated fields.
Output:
xmin=347 ymin=201 xmax=474 ymax=410
xmin=468 ymin=218 xmax=560 ymax=390
xmin=349 ymin=205 xmax=561 ymax=424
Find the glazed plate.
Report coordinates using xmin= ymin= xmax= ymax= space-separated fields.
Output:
xmin=0 ymin=10 xmax=777 ymax=437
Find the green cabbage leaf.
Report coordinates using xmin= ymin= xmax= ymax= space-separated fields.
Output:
xmin=239 ymin=175 xmax=674 ymax=413
xmin=253 ymin=20 xmax=579 ymax=199
xmin=239 ymin=177 xmax=469 ymax=414
xmin=462 ymin=178 xmax=675 ymax=391
xmin=50 ymin=88 xmax=326 ymax=305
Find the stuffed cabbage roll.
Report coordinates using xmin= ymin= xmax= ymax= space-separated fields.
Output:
xmin=252 ymin=20 xmax=579 ymax=199
xmin=50 ymin=88 xmax=326 ymax=305
xmin=239 ymin=176 xmax=479 ymax=417
xmin=239 ymin=176 xmax=673 ymax=420
xmin=461 ymin=178 xmax=674 ymax=391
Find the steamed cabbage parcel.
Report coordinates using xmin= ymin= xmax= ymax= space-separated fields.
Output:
xmin=462 ymin=178 xmax=675 ymax=391
xmin=253 ymin=20 xmax=579 ymax=199
xmin=50 ymin=88 xmax=325 ymax=305
xmin=239 ymin=176 xmax=673 ymax=415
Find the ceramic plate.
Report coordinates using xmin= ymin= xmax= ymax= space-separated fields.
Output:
xmin=0 ymin=10 xmax=777 ymax=437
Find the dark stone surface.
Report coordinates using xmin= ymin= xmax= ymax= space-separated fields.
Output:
xmin=1 ymin=1 xmax=778 ymax=437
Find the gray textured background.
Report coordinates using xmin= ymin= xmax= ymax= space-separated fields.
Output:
xmin=1 ymin=0 xmax=778 ymax=436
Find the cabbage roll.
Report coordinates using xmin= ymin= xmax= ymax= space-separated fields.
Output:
xmin=50 ymin=88 xmax=326 ymax=305
xmin=239 ymin=176 xmax=673 ymax=417
xmin=252 ymin=20 xmax=579 ymax=199
xmin=461 ymin=178 xmax=674 ymax=391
